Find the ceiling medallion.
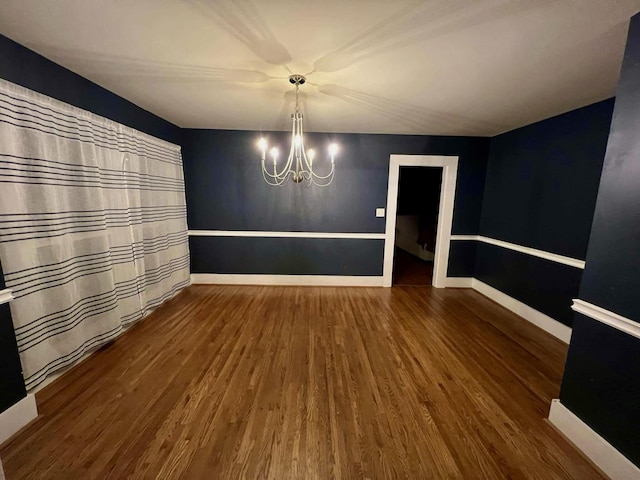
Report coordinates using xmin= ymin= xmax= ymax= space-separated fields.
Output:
xmin=258 ymin=74 xmax=337 ymax=186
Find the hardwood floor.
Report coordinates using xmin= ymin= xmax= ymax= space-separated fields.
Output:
xmin=393 ymin=248 xmax=434 ymax=286
xmin=1 ymin=285 xmax=604 ymax=479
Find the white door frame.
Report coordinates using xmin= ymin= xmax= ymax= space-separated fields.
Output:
xmin=383 ymin=155 xmax=459 ymax=288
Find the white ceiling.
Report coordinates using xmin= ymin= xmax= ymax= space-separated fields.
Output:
xmin=1 ymin=0 xmax=639 ymax=136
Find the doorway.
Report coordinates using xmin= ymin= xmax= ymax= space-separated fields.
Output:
xmin=393 ymin=166 xmax=442 ymax=285
xmin=383 ymin=155 xmax=459 ymax=288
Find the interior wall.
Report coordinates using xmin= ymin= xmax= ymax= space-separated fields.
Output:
xmin=473 ymin=99 xmax=615 ymax=326
xmin=0 ymin=34 xmax=181 ymax=145
xmin=182 ymin=129 xmax=490 ymax=277
xmin=560 ymin=12 xmax=640 ymax=467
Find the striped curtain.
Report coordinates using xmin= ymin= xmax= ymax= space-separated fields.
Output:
xmin=0 ymin=79 xmax=190 ymax=390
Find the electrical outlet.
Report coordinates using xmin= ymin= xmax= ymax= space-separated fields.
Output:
xmin=376 ymin=208 xmax=385 ymax=218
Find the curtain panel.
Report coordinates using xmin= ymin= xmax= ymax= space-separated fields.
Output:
xmin=0 ymin=79 xmax=190 ymax=390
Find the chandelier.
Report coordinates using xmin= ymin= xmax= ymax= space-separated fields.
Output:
xmin=258 ymin=74 xmax=337 ymax=186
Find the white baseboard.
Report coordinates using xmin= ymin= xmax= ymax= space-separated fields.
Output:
xmin=190 ymin=274 xmax=385 ymax=287
xmin=440 ymin=277 xmax=572 ymax=344
xmin=445 ymin=277 xmax=474 ymax=288
xmin=0 ymin=394 xmax=38 ymax=445
xmin=471 ymin=279 xmax=572 ymax=344
xmin=549 ymin=399 xmax=639 ymax=479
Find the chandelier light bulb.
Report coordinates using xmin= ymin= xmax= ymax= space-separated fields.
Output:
xmin=295 ymin=134 xmax=302 ymax=147
xmin=258 ymin=137 xmax=268 ymax=160
xmin=329 ymin=143 xmax=338 ymax=163
xmin=270 ymin=147 xmax=278 ymax=164
xmin=307 ymin=149 xmax=315 ymax=163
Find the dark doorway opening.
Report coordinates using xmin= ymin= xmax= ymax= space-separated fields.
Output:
xmin=392 ymin=166 xmax=442 ymax=286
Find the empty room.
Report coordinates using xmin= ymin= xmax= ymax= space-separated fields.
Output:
xmin=0 ymin=1 xmax=639 ymax=478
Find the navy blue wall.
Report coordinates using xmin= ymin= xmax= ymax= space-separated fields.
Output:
xmin=0 ymin=34 xmax=181 ymax=144
xmin=474 ymin=244 xmax=583 ymax=325
xmin=578 ymin=19 xmax=640 ymax=321
xmin=472 ymin=99 xmax=614 ymax=326
xmin=447 ymin=241 xmax=477 ymax=278
xmin=481 ymin=100 xmax=614 ymax=259
xmin=191 ymin=237 xmax=385 ymax=276
xmin=561 ymin=314 xmax=640 ymax=466
xmin=560 ymin=13 xmax=640 ymax=467
xmin=182 ymin=129 xmax=490 ymax=276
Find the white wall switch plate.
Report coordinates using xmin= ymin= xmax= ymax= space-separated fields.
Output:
xmin=376 ymin=208 xmax=385 ymax=218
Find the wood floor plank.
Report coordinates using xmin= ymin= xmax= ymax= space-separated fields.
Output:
xmin=0 ymin=285 xmax=605 ymax=479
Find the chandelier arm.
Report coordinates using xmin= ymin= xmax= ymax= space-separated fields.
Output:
xmin=262 ymin=174 xmax=283 ymax=186
xmin=294 ymin=114 xmax=305 ymax=180
xmin=277 ymin=132 xmax=295 ymax=177
xmin=285 ymin=114 xmax=298 ymax=178
xmin=297 ymin=169 xmax=331 ymax=187
xmin=308 ymin=163 xmax=335 ymax=180
xmin=301 ymin=170 xmax=316 ymax=187
xmin=262 ymin=166 xmax=283 ymax=184
xmin=261 ymin=161 xmax=289 ymax=180
xmin=280 ymin=152 xmax=294 ymax=179
xmin=310 ymin=177 xmax=333 ymax=187
xmin=310 ymin=176 xmax=335 ymax=187
xmin=296 ymin=116 xmax=335 ymax=182
xmin=262 ymin=142 xmax=295 ymax=181
xmin=297 ymin=115 xmax=311 ymax=170
xmin=262 ymin=163 xmax=294 ymax=186
xmin=296 ymin=115 xmax=319 ymax=183
xmin=262 ymin=170 xmax=287 ymax=181
xmin=262 ymin=167 xmax=288 ymax=186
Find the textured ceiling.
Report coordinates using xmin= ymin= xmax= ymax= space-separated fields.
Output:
xmin=1 ymin=0 xmax=639 ymax=136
